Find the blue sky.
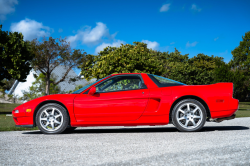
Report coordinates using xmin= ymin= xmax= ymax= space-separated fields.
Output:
xmin=1 ymin=0 xmax=250 ymax=75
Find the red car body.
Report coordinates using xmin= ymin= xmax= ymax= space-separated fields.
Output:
xmin=12 ymin=73 xmax=239 ymax=128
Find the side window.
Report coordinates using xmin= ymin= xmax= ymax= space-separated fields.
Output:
xmin=96 ymin=76 xmax=142 ymax=93
xmin=96 ymin=79 xmax=112 ymax=92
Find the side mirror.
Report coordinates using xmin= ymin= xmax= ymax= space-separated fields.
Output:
xmin=88 ymin=87 xmax=96 ymax=96
xmin=140 ymin=83 xmax=147 ymax=89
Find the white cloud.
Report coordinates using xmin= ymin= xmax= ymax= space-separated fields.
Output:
xmin=12 ymin=69 xmax=36 ymax=98
xmin=214 ymin=37 xmax=219 ymax=41
xmin=160 ymin=3 xmax=171 ymax=12
xmin=0 ymin=0 xmax=18 ymax=21
xmin=10 ymin=18 xmax=51 ymax=40
xmin=95 ymin=40 xmax=125 ymax=54
xmin=170 ymin=42 xmax=175 ymax=45
xmin=141 ymin=40 xmax=159 ymax=50
xmin=67 ymin=22 xmax=112 ymax=46
xmin=191 ymin=4 xmax=202 ymax=12
xmin=186 ymin=41 xmax=198 ymax=47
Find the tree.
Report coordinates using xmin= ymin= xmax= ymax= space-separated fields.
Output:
xmin=0 ymin=25 xmax=34 ymax=87
xmin=213 ymin=61 xmax=234 ymax=83
xmin=167 ymin=54 xmax=224 ymax=85
xmin=20 ymin=73 xmax=61 ymax=101
xmin=230 ymin=31 xmax=250 ymax=74
xmin=79 ymin=42 xmax=164 ymax=80
xmin=229 ymin=31 xmax=250 ymax=101
xmin=66 ymin=80 xmax=95 ymax=93
xmin=30 ymin=37 xmax=88 ymax=95
xmin=0 ymin=78 xmax=15 ymax=101
xmin=159 ymin=48 xmax=189 ymax=78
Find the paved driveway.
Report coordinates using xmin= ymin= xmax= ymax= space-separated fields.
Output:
xmin=0 ymin=118 xmax=250 ymax=166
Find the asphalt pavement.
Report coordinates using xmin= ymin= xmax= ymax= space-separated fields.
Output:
xmin=0 ymin=117 xmax=250 ymax=166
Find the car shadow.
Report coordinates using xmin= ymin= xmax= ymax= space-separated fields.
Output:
xmin=22 ymin=126 xmax=249 ymax=135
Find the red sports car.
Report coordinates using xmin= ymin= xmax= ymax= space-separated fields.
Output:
xmin=12 ymin=73 xmax=239 ymax=134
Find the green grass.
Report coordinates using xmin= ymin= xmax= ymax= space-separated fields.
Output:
xmin=0 ymin=102 xmax=249 ymax=131
xmin=0 ymin=114 xmax=38 ymax=131
xmin=237 ymin=102 xmax=250 ymax=118
xmin=0 ymin=103 xmax=21 ymax=113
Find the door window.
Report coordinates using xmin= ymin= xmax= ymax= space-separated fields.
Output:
xmin=96 ymin=76 xmax=142 ymax=93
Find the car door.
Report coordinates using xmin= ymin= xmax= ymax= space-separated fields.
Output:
xmin=74 ymin=75 xmax=149 ymax=122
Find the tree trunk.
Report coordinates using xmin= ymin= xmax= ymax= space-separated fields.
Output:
xmin=45 ymin=74 xmax=50 ymax=95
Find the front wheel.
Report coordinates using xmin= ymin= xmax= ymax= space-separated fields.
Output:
xmin=36 ymin=103 xmax=69 ymax=134
xmin=172 ymin=99 xmax=207 ymax=132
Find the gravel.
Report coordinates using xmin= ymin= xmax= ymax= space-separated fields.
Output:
xmin=0 ymin=117 xmax=250 ymax=166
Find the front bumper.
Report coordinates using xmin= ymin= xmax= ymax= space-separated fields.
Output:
xmin=12 ymin=110 xmax=34 ymax=126
xmin=15 ymin=125 xmax=34 ymax=128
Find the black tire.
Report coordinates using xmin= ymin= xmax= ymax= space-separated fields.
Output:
xmin=36 ymin=103 xmax=69 ymax=134
xmin=64 ymin=127 xmax=77 ymax=133
xmin=172 ymin=99 xmax=207 ymax=132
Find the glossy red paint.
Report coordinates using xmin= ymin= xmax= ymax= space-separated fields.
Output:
xmin=12 ymin=73 xmax=239 ymax=127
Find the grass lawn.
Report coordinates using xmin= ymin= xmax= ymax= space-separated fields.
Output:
xmin=0 ymin=103 xmax=21 ymax=114
xmin=0 ymin=102 xmax=249 ymax=131
xmin=236 ymin=102 xmax=250 ymax=118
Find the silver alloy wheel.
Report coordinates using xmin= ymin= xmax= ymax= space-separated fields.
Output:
xmin=176 ymin=103 xmax=203 ymax=129
xmin=39 ymin=107 xmax=63 ymax=131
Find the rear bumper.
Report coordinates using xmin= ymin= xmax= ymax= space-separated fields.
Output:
xmin=208 ymin=114 xmax=236 ymax=123
xmin=211 ymin=98 xmax=239 ymax=119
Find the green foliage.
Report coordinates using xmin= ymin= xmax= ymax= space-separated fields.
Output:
xmin=166 ymin=53 xmax=224 ymax=85
xmin=213 ymin=61 xmax=249 ymax=101
xmin=213 ymin=61 xmax=234 ymax=83
xmin=30 ymin=37 xmax=88 ymax=95
xmin=0 ymin=78 xmax=15 ymax=100
xmin=20 ymin=73 xmax=61 ymax=101
xmin=159 ymin=49 xmax=189 ymax=78
xmin=0 ymin=24 xmax=34 ymax=86
xmin=228 ymin=31 xmax=250 ymax=101
xmin=79 ymin=42 xmax=164 ymax=80
xmin=230 ymin=31 xmax=250 ymax=74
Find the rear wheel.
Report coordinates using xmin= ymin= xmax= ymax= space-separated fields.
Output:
xmin=36 ymin=103 xmax=69 ymax=134
xmin=172 ymin=99 xmax=206 ymax=132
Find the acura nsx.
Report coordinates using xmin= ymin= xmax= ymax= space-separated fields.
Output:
xmin=12 ymin=73 xmax=239 ymax=134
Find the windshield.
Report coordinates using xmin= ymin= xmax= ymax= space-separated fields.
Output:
xmin=72 ymin=75 xmax=111 ymax=94
xmin=148 ymin=74 xmax=186 ymax=87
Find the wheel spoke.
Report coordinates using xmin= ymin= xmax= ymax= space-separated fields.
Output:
xmin=44 ymin=110 xmax=49 ymax=116
xmin=44 ymin=121 xmax=49 ymax=127
xmin=55 ymin=114 xmax=62 ymax=119
xmin=51 ymin=122 xmax=55 ymax=130
xmin=54 ymin=119 xmax=61 ymax=125
xmin=178 ymin=117 xmax=185 ymax=121
xmin=190 ymin=119 xmax=196 ymax=126
xmin=184 ymin=120 xmax=189 ymax=127
xmin=51 ymin=108 xmax=55 ymax=116
xmin=193 ymin=115 xmax=201 ymax=119
xmin=192 ymin=107 xmax=198 ymax=114
xmin=179 ymin=109 xmax=185 ymax=114
xmin=40 ymin=118 xmax=47 ymax=121
xmin=187 ymin=104 xmax=190 ymax=111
